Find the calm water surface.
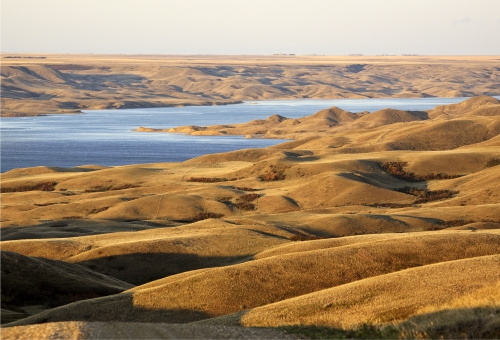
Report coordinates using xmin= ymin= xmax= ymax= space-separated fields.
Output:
xmin=0 ymin=97 xmax=483 ymax=172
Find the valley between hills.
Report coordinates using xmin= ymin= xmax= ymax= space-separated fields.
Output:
xmin=1 ymin=55 xmax=500 ymax=339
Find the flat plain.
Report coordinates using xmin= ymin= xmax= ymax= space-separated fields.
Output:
xmin=1 ymin=54 xmax=500 ymax=339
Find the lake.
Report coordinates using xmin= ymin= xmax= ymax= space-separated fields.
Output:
xmin=0 ymin=97 xmax=484 ymax=172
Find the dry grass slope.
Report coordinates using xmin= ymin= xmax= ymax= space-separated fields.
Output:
xmin=4 ymin=231 xmax=499 ymax=327
xmin=231 ymin=255 xmax=500 ymax=331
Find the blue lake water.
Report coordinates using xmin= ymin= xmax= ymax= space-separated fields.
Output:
xmin=0 ymin=97 xmax=487 ymax=172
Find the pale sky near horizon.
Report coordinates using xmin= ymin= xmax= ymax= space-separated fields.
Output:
xmin=2 ymin=0 xmax=500 ymax=55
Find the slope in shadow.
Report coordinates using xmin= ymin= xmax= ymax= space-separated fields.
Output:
xmin=399 ymin=306 xmax=500 ymax=339
xmin=74 ymin=253 xmax=252 ymax=285
xmin=1 ymin=251 xmax=132 ymax=323
xmin=3 ymin=293 xmax=212 ymax=327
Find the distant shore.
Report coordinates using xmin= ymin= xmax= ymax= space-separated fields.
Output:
xmin=1 ymin=101 xmax=243 ymax=117
xmin=2 ymin=54 xmax=499 ymax=117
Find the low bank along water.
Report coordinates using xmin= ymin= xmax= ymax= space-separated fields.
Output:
xmin=0 ymin=97 xmax=479 ymax=172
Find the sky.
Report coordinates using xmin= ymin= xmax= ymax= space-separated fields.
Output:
xmin=2 ymin=0 xmax=500 ymax=55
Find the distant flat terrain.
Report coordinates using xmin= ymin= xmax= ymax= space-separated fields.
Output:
xmin=1 ymin=54 xmax=499 ymax=116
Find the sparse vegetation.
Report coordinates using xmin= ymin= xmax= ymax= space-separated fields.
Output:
xmin=84 ymin=184 xmax=138 ymax=192
xmin=424 ymin=225 xmax=446 ymax=231
xmin=259 ymin=167 xmax=287 ymax=181
xmin=187 ymin=177 xmax=236 ymax=183
xmin=1 ymin=181 xmax=57 ymax=193
xmin=234 ymin=202 xmax=255 ymax=211
xmin=366 ymin=203 xmax=413 ymax=208
xmin=381 ymin=162 xmax=461 ymax=181
xmin=183 ymin=212 xmax=225 ymax=222
xmin=425 ymin=218 xmax=500 ymax=231
xmin=88 ymin=207 xmax=110 ymax=214
xmin=223 ymin=193 xmax=261 ymax=210
xmin=84 ymin=185 xmax=112 ymax=192
xmin=216 ymin=196 xmax=233 ymax=203
xmin=231 ymin=186 xmax=260 ymax=191
xmin=440 ymin=219 xmax=476 ymax=228
xmin=34 ymin=202 xmax=57 ymax=207
xmin=396 ymin=187 xmax=458 ymax=203
xmin=240 ymin=193 xmax=260 ymax=202
xmin=485 ymin=157 xmax=500 ymax=168
xmin=289 ymin=234 xmax=326 ymax=241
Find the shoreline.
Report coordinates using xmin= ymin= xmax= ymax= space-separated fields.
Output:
xmin=3 ymin=96 xmax=499 ymax=173
xmin=2 ymin=94 xmax=484 ymax=118
xmin=1 ymin=101 xmax=244 ymax=118
xmin=3 ymin=55 xmax=499 ymax=117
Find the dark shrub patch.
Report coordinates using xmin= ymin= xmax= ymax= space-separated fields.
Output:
xmin=485 ymin=157 xmax=500 ymax=168
xmin=289 ymin=234 xmax=326 ymax=241
xmin=259 ymin=168 xmax=287 ymax=181
xmin=397 ymin=187 xmax=458 ymax=203
xmin=187 ymin=177 xmax=233 ymax=183
xmin=231 ymin=186 xmax=260 ymax=191
xmin=240 ymin=193 xmax=260 ymax=202
xmin=366 ymin=203 xmax=413 ymax=208
xmin=1 ymin=181 xmax=57 ymax=193
xmin=425 ymin=225 xmax=446 ymax=231
xmin=381 ymin=162 xmax=461 ymax=181
xmin=381 ymin=161 xmax=412 ymax=180
xmin=111 ymin=184 xmax=138 ymax=190
xmin=34 ymin=202 xmax=57 ymax=207
xmin=427 ymin=218 xmax=499 ymax=230
xmin=85 ymin=184 xmax=138 ymax=193
xmin=177 ymin=212 xmax=225 ymax=222
xmin=85 ymin=186 xmax=112 ymax=192
xmin=89 ymin=207 xmax=110 ymax=214
xmin=234 ymin=202 xmax=255 ymax=211
xmin=440 ymin=219 xmax=476 ymax=228
xmin=216 ymin=196 xmax=233 ymax=203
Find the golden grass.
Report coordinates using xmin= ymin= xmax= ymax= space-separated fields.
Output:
xmin=221 ymin=255 xmax=500 ymax=329
xmin=398 ymin=281 xmax=500 ymax=338
xmin=1 ymin=220 xmax=296 ymax=284
xmin=4 ymin=231 xmax=499 ymax=326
